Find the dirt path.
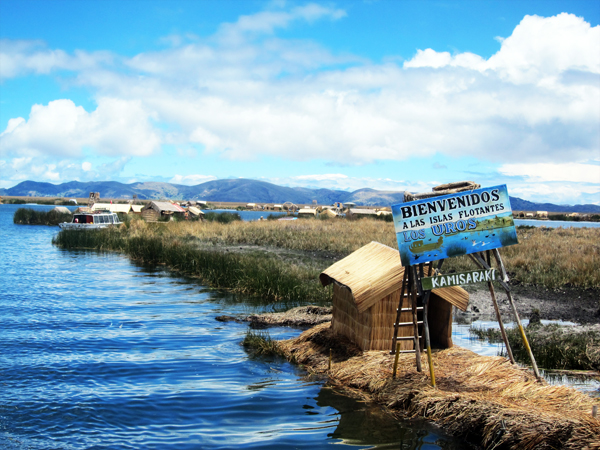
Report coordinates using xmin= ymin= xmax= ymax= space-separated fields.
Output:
xmin=461 ymin=284 xmax=600 ymax=325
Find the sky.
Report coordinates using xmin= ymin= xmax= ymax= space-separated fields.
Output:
xmin=1 ymin=0 xmax=599 ymax=205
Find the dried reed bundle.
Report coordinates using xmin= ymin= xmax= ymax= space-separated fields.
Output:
xmin=279 ymin=323 xmax=600 ymax=450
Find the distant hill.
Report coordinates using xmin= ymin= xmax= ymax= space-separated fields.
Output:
xmin=507 ymin=197 xmax=600 ymax=214
xmin=1 ymin=179 xmax=598 ymax=213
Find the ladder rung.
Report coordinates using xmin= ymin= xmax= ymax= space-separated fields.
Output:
xmin=395 ymin=335 xmax=421 ymax=340
xmin=398 ymin=307 xmax=423 ymax=312
xmin=395 ymin=321 xmax=423 ymax=326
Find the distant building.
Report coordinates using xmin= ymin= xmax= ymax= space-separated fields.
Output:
xmin=346 ymin=208 xmax=377 ymax=218
xmin=141 ymin=201 xmax=186 ymax=222
xmin=91 ymin=203 xmax=132 ymax=214
xmin=298 ymin=208 xmax=317 ymax=217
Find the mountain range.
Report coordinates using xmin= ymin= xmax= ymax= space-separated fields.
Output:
xmin=2 ymin=179 xmax=599 ymax=213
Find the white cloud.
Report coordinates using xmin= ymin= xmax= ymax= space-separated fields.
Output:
xmin=0 ymin=98 xmax=161 ymax=158
xmin=169 ymin=174 xmax=217 ymax=185
xmin=506 ymin=181 xmax=600 ymax=205
xmin=403 ymin=13 xmax=600 ymax=85
xmin=216 ymin=3 xmax=346 ymax=42
xmin=267 ymin=174 xmax=434 ymax=194
xmin=499 ymin=161 xmax=600 ymax=183
xmin=0 ymin=39 xmax=113 ymax=79
xmin=82 ymin=162 xmax=92 ymax=171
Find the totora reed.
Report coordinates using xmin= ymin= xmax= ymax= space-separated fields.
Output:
xmin=276 ymin=323 xmax=600 ymax=450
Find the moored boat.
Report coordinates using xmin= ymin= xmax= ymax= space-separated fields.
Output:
xmin=59 ymin=211 xmax=122 ymax=230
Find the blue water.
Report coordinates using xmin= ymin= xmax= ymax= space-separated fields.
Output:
xmin=0 ymin=204 xmax=465 ymax=450
xmin=514 ymin=218 xmax=600 ymax=228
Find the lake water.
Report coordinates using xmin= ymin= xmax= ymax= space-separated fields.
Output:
xmin=514 ymin=218 xmax=600 ymax=228
xmin=0 ymin=204 xmax=466 ymax=450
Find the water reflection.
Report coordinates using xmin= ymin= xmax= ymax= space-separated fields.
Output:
xmin=315 ymin=387 xmax=466 ymax=449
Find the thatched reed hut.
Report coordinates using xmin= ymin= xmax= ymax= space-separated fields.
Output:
xmin=319 ymin=241 xmax=469 ymax=351
xmin=141 ymin=201 xmax=186 ymax=222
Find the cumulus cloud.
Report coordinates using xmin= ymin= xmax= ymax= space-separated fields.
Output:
xmin=404 ymin=13 xmax=600 ymax=85
xmin=498 ymin=161 xmax=600 ymax=183
xmin=120 ymin=12 xmax=598 ymax=167
xmin=0 ymin=98 xmax=161 ymax=158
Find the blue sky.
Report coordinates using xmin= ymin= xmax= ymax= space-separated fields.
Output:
xmin=1 ymin=0 xmax=599 ymax=205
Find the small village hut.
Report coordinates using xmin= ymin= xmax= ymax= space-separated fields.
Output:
xmin=91 ymin=203 xmax=132 ymax=214
xmin=141 ymin=201 xmax=186 ymax=222
xmin=319 ymin=241 xmax=469 ymax=351
xmin=347 ymin=208 xmax=377 ymax=218
xmin=53 ymin=206 xmax=72 ymax=214
xmin=322 ymin=208 xmax=338 ymax=218
xmin=298 ymin=207 xmax=317 ymax=217
xmin=187 ymin=206 xmax=205 ymax=219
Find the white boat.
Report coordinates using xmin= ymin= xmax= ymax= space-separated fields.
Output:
xmin=59 ymin=211 xmax=122 ymax=230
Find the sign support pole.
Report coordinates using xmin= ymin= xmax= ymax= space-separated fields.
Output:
xmin=470 ymin=250 xmax=540 ymax=380
xmin=486 ymin=276 xmax=515 ymax=364
xmin=409 ymin=267 xmax=422 ymax=372
xmin=419 ymin=263 xmax=436 ymax=387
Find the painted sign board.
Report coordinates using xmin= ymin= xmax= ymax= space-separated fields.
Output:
xmin=392 ymin=185 xmax=518 ymax=267
xmin=421 ymin=269 xmax=496 ymax=290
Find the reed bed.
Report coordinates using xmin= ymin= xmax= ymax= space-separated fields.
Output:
xmin=13 ymin=207 xmax=72 ymax=226
xmin=155 ymin=220 xmax=600 ymax=289
xmin=470 ymin=324 xmax=600 ymax=371
xmin=444 ymin=226 xmax=600 ymax=289
xmin=52 ymin=223 xmax=329 ymax=305
xmin=279 ymin=323 xmax=600 ymax=450
xmin=52 ymin=218 xmax=600 ymax=306
xmin=242 ymin=330 xmax=282 ymax=356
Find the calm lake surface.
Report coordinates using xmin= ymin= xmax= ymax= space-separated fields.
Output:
xmin=0 ymin=204 xmax=467 ymax=450
xmin=514 ymin=218 xmax=600 ymax=228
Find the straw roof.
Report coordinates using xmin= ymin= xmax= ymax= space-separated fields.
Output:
xmin=91 ymin=203 xmax=132 ymax=213
xmin=143 ymin=201 xmax=186 ymax=213
xmin=187 ymin=206 xmax=205 ymax=216
xmin=348 ymin=208 xmax=377 ymax=215
xmin=320 ymin=241 xmax=469 ymax=312
xmin=108 ymin=204 xmax=132 ymax=214
xmin=298 ymin=208 xmax=317 ymax=215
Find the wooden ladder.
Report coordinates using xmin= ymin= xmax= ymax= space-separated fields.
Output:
xmin=390 ymin=268 xmax=423 ymax=357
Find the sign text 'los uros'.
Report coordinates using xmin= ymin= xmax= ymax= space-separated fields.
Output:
xmin=391 ymin=185 xmax=518 ymax=267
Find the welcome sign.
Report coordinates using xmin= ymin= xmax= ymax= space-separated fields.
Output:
xmin=391 ymin=185 xmax=518 ymax=267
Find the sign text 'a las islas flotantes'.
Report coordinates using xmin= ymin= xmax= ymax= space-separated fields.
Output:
xmin=391 ymin=185 xmax=518 ymax=267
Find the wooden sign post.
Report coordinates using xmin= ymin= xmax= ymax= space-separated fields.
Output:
xmin=391 ymin=183 xmax=541 ymax=383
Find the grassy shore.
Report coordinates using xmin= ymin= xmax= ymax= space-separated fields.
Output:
xmin=53 ymin=218 xmax=600 ymax=305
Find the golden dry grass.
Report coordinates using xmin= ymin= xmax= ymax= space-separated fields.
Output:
xmin=279 ymin=323 xmax=600 ymax=450
xmin=155 ymin=219 xmax=600 ymax=289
